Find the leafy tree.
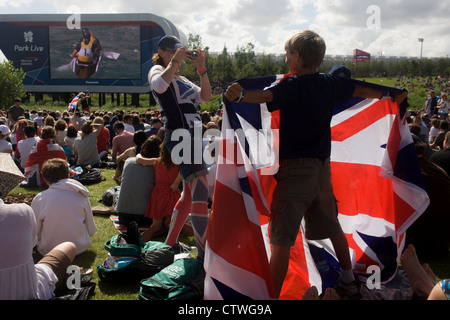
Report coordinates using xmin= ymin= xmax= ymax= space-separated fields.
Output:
xmin=188 ymin=33 xmax=203 ymax=50
xmin=234 ymin=43 xmax=256 ymax=78
xmin=213 ymin=46 xmax=235 ymax=85
xmin=0 ymin=60 xmax=26 ymax=109
xmin=256 ymin=53 xmax=279 ymax=76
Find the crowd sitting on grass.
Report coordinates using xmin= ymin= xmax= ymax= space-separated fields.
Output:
xmin=0 ymin=82 xmax=449 ymax=300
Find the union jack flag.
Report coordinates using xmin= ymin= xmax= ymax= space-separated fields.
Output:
xmin=204 ymin=74 xmax=429 ymax=300
xmin=24 ymin=138 xmax=67 ymax=188
xmin=68 ymin=94 xmax=80 ymax=112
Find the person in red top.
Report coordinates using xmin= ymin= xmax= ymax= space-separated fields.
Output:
xmin=137 ymin=141 xmax=182 ymax=241
xmin=111 ymin=121 xmax=135 ymax=160
xmin=93 ymin=117 xmax=110 ymax=161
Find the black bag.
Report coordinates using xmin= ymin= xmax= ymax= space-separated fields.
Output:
xmin=51 ymin=274 xmax=96 ymax=300
xmin=77 ymin=167 xmax=103 ymax=185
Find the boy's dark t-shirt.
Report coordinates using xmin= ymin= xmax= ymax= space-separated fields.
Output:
xmin=267 ymin=73 xmax=355 ymax=159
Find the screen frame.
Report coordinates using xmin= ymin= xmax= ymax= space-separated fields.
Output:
xmin=0 ymin=13 xmax=187 ymax=93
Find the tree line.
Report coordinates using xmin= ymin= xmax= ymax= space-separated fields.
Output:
xmin=184 ymin=34 xmax=450 ymax=87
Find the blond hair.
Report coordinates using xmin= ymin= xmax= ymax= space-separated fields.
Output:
xmin=152 ymin=52 xmax=165 ymax=66
xmin=285 ymin=30 xmax=326 ymax=70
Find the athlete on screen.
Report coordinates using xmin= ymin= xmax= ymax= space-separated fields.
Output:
xmin=71 ymin=28 xmax=102 ymax=65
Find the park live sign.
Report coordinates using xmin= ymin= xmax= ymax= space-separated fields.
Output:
xmin=0 ymin=13 xmax=187 ymax=93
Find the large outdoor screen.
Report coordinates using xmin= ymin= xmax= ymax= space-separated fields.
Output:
xmin=0 ymin=13 xmax=186 ymax=93
xmin=49 ymin=25 xmax=142 ymax=80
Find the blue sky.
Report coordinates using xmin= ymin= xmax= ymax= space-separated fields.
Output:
xmin=1 ymin=0 xmax=449 ymax=58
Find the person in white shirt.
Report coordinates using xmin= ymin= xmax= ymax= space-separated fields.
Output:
xmin=17 ymin=125 xmax=40 ymax=170
xmin=31 ymin=158 xmax=96 ymax=256
xmin=34 ymin=111 xmax=45 ymax=128
xmin=0 ymin=153 xmax=76 ymax=300
xmin=437 ymin=92 xmax=449 ymax=121
xmin=123 ymin=114 xmax=135 ymax=133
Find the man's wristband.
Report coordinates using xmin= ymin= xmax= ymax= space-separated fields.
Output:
xmin=197 ymin=67 xmax=207 ymax=77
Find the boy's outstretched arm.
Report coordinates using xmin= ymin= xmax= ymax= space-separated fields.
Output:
xmin=354 ymin=86 xmax=408 ymax=105
xmin=224 ymin=82 xmax=273 ymax=104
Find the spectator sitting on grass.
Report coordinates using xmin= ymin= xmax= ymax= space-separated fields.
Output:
xmin=22 ymin=126 xmax=66 ymax=188
xmin=0 ymin=153 xmax=77 ymax=300
xmin=31 ymin=158 xmax=96 ymax=256
xmin=72 ymin=120 xmax=101 ymax=168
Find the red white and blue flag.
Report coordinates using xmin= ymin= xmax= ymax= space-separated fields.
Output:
xmin=24 ymin=138 xmax=67 ymax=188
xmin=204 ymin=74 xmax=429 ymax=300
xmin=68 ymin=94 xmax=80 ymax=112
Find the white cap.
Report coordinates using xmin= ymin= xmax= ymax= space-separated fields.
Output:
xmin=0 ymin=125 xmax=10 ymax=135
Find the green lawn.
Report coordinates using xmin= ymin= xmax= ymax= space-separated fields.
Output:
xmin=355 ymin=77 xmax=430 ymax=111
xmin=20 ymin=77 xmax=431 ymax=114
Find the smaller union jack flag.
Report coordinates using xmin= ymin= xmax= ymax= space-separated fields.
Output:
xmin=68 ymin=94 xmax=80 ymax=112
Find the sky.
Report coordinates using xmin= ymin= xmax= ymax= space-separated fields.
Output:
xmin=1 ymin=0 xmax=449 ymax=59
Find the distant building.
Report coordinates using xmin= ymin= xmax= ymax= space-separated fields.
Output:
xmin=353 ymin=49 xmax=371 ymax=64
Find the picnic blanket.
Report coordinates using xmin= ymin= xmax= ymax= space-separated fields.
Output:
xmin=110 ymin=215 xmax=150 ymax=234
xmin=110 ymin=215 xmax=194 ymax=237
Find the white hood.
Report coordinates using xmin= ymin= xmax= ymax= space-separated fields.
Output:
xmin=49 ymin=178 xmax=89 ymax=197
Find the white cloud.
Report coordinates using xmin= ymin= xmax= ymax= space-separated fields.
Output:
xmin=1 ymin=0 xmax=449 ymax=57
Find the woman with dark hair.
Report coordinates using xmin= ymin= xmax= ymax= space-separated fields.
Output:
xmin=148 ymin=35 xmax=211 ymax=259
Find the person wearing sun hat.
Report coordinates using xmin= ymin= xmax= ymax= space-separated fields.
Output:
xmin=0 ymin=124 xmax=12 ymax=154
xmin=146 ymin=34 xmax=211 ymax=259
xmin=0 ymin=153 xmax=77 ymax=300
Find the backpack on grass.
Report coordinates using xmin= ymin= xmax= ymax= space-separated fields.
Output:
xmin=138 ymin=258 xmax=205 ymax=301
xmin=77 ymin=167 xmax=103 ymax=185
xmin=101 ymin=186 xmax=121 ymax=207
xmin=97 ymin=222 xmax=175 ymax=284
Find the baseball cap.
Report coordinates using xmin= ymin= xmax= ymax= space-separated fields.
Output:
xmin=329 ymin=65 xmax=352 ymax=79
xmin=157 ymin=35 xmax=183 ymax=50
xmin=0 ymin=125 xmax=10 ymax=135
